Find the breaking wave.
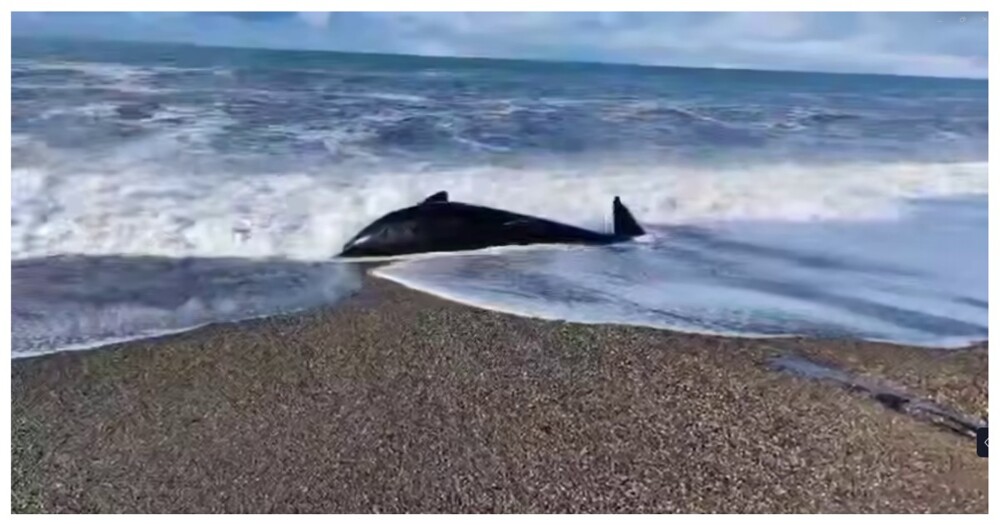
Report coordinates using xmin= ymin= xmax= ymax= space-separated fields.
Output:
xmin=11 ymin=156 xmax=987 ymax=261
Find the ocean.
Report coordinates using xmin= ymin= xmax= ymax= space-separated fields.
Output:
xmin=10 ymin=38 xmax=988 ymax=357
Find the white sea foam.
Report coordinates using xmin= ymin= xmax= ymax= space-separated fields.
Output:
xmin=10 ymin=160 xmax=988 ymax=261
xmin=12 ymin=257 xmax=362 ymax=358
xmin=14 ymin=58 xmax=219 ymax=80
xmin=38 ymin=102 xmax=122 ymax=119
xmin=11 ymin=51 xmax=988 ymax=354
xmin=360 ymin=92 xmax=429 ymax=103
xmin=12 ymin=59 xmax=226 ymax=95
xmin=14 ymin=59 xmax=154 ymax=81
xmin=374 ymin=196 xmax=987 ymax=348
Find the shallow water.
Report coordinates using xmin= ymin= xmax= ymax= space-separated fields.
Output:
xmin=374 ymin=197 xmax=987 ymax=348
xmin=11 ymin=38 xmax=988 ymax=356
xmin=11 ymin=256 xmax=362 ymax=358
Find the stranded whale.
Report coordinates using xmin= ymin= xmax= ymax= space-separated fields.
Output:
xmin=338 ymin=191 xmax=645 ymax=258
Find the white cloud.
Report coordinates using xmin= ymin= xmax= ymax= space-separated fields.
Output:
xmin=297 ymin=12 xmax=330 ymax=29
xmin=700 ymin=12 xmax=809 ymax=41
xmin=11 ymin=12 xmax=988 ymax=78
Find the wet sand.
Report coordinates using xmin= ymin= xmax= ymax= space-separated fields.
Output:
xmin=12 ymin=275 xmax=988 ymax=513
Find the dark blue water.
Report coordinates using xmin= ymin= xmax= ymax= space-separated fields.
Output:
xmin=12 ymin=37 xmax=987 ymax=172
xmin=10 ymin=38 xmax=988 ymax=356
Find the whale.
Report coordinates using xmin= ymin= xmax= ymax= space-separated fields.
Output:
xmin=338 ymin=191 xmax=645 ymax=258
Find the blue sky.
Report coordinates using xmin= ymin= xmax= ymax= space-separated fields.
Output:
xmin=12 ymin=12 xmax=989 ymax=78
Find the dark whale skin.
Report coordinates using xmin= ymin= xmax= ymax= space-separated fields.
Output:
xmin=339 ymin=192 xmax=643 ymax=258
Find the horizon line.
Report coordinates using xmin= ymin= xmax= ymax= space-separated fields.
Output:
xmin=12 ymin=34 xmax=989 ymax=82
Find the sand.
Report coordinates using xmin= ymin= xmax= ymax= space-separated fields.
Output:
xmin=11 ymin=275 xmax=988 ymax=513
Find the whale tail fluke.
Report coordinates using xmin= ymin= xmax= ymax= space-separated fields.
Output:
xmin=613 ymin=196 xmax=645 ymax=238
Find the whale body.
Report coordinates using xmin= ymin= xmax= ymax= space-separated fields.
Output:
xmin=338 ymin=191 xmax=645 ymax=258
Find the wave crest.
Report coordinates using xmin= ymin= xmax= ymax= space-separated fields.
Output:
xmin=11 ymin=160 xmax=988 ymax=261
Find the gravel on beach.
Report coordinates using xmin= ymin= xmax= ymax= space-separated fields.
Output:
xmin=12 ymin=275 xmax=988 ymax=513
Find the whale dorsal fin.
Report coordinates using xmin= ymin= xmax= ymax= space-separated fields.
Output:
xmin=422 ymin=191 xmax=449 ymax=204
xmin=613 ymin=196 xmax=645 ymax=237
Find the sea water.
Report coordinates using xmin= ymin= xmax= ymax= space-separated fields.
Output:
xmin=11 ymin=38 xmax=988 ymax=357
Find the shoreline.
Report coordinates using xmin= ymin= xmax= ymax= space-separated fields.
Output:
xmin=12 ymin=275 xmax=988 ymax=513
